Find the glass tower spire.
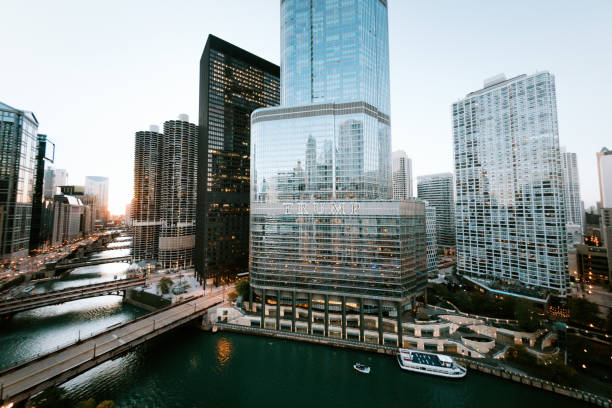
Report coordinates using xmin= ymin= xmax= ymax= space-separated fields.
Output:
xmin=280 ymin=0 xmax=390 ymax=115
xmin=249 ymin=0 xmax=426 ymax=344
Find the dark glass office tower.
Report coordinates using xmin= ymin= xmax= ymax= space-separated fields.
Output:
xmin=196 ymin=35 xmax=280 ymax=282
xmin=29 ymin=133 xmax=55 ymax=251
xmin=0 ymin=101 xmax=38 ymax=260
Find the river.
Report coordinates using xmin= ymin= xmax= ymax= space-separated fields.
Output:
xmin=0 ymin=244 xmax=591 ymax=408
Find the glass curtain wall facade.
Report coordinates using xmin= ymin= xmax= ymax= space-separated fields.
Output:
xmin=250 ymin=0 xmax=426 ymax=345
xmin=417 ymin=173 xmax=455 ymax=248
xmin=280 ymin=0 xmax=390 ymax=114
xmin=425 ymin=202 xmax=438 ymax=278
xmin=84 ymin=176 xmax=109 ymax=224
xmin=158 ymin=117 xmax=198 ymax=269
xmin=453 ymin=72 xmax=568 ymax=296
xmin=132 ymin=128 xmax=163 ymax=262
xmin=0 ymin=102 xmax=38 ymax=259
xmin=196 ymin=35 xmax=280 ymax=283
xmin=29 ymin=134 xmax=55 ymax=251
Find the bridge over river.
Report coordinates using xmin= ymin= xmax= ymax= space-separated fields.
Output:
xmin=0 ymin=277 xmax=147 ymax=316
xmin=0 ymin=293 xmax=223 ymax=405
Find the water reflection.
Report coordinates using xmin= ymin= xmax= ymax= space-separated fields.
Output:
xmin=0 ymin=240 xmax=146 ymax=370
xmin=214 ymin=336 xmax=234 ymax=372
xmin=33 ymin=262 xmax=129 ymax=293
xmin=58 ymin=331 xmax=589 ymax=408
xmin=0 ymin=296 xmax=145 ymax=369
xmin=107 ymin=241 xmax=132 ymax=248
xmin=91 ymin=248 xmax=131 ymax=259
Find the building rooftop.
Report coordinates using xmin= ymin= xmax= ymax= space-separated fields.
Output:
xmin=457 ymin=72 xmax=552 ymax=101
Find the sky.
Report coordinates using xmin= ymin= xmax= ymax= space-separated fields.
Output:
xmin=1 ymin=0 xmax=610 ymax=214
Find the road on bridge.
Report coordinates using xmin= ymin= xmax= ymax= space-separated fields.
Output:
xmin=0 ymin=291 xmax=225 ymax=404
xmin=53 ymin=255 xmax=132 ymax=271
xmin=0 ymin=277 xmax=146 ymax=316
xmin=0 ymin=272 xmax=192 ymax=316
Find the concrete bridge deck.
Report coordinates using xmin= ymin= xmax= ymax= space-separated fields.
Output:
xmin=52 ymin=256 xmax=131 ymax=271
xmin=85 ymin=243 xmax=132 ymax=254
xmin=0 ymin=294 xmax=223 ymax=405
xmin=0 ymin=277 xmax=147 ymax=316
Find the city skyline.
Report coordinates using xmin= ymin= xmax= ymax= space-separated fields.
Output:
xmin=1 ymin=1 xmax=609 ymax=214
xmin=1 ymin=1 xmax=611 ymax=406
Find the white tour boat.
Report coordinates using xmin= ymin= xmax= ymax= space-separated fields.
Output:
xmin=396 ymin=348 xmax=466 ymax=378
xmin=353 ymin=362 xmax=371 ymax=374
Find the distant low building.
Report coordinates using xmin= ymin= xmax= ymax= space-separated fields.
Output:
xmin=574 ymin=244 xmax=609 ymax=285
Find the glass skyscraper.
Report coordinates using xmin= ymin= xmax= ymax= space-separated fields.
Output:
xmin=417 ymin=173 xmax=455 ymax=249
xmin=84 ymin=176 xmax=109 ymax=225
xmin=453 ymin=72 xmax=568 ymax=297
xmin=0 ymin=101 xmax=38 ymax=260
xmin=196 ymin=35 xmax=280 ymax=284
xmin=29 ymin=133 xmax=55 ymax=251
xmin=425 ymin=202 xmax=438 ymax=279
xmin=250 ymin=0 xmax=426 ymax=345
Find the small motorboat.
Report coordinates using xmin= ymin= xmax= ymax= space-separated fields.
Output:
xmin=353 ymin=362 xmax=371 ymax=374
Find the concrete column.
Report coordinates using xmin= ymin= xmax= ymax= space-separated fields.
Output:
xmin=341 ymin=297 xmax=347 ymax=339
xmin=276 ymin=289 xmax=281 ymax=330
xmin=378 ymin=299 xmax=384 ymax=345
xmin=260 ymin=289 xmax=266 ymax=328
xmin=324 ymin=294 xmax=329 ymax=337
xmin=396 ymin=302 xmax=403 ymax=348
xmin=308 ymin=292 xmax=312 ymax=335
xmin=291 ymin=291 xmax=296 ymax=332
xmin=249 ymin=287 xmax=253 ymax=312
xmin=359 ymin=298 xmax=364 ymax=342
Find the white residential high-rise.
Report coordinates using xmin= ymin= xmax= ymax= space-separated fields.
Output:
xmin=453 ymin=72 xmax=568 ymax=297
xmin=158 ymin=116 xmax=198 ymax=269
xmin=597 ymin=147 xmax=612 ymax=281
xmin=561 ymin=148 xmax=583 ymax=244
xmin=598 ymin=147 xmax=612 ymax=208
xmin=392 ymin=150 xmax=412 ymax=199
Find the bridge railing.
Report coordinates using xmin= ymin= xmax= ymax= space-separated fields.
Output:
xmin=0 ymin=294 xmax=204 ymax=375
